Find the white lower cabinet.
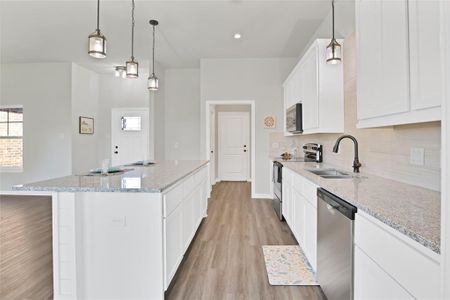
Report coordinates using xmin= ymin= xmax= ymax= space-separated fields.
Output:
xmin=303 ymin=200 xmax=317 ymax=270
xmin=282 ymin=167 xmax=318 ymax=271
xmin=354 ymin=211 xmax=441 ymax=299
xmin=163 ymin=166 xmax=208 ymax=290
xmin=354 ymin=246 xmax=413 ymax=300
xmin=164 ymin=204 xmax=183 ymax=287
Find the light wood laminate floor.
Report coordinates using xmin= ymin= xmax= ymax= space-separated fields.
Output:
xmin=166 ymin=182 xmax=325 ymax=300
xmin=0 ymin=195 xmax=53 ymax=300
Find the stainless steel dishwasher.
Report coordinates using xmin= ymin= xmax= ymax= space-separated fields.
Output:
xmin=317 ymin=188 xmax=357 ymax=300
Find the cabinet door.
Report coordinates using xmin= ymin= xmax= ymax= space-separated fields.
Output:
xmin=304 ymin=200 xmax=317 ymax=271
xmin=285 ymin=185 xmax=292 ymax=224
xmin=301 ymin=48 xmax=319 ymax=130
xmin=292 ymin=67 xmax=302 ymax=106
xmin=409 ymin=0 xmax=442 ymax=110
xmin=201 ymin=180 xmax=208 ymax=218
xmin=282 ymin=170 xmax=291 ymax=223
xmin=164 ymin=207 xmax=183 ymax=288
xmin=354 ymin=246 xmax=413 ymax=300
xmin=357 ymin=0 xmax=409 ymax=120
xmin=286 ymin=79 xmax=295 ymax=109
xmin=182 ymin=193 xmax=195 ymax=251
xmin=292 ymin=189 xmax=305 ymax=245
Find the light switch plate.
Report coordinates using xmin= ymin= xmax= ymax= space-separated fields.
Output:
xmin=410 ymin=147 xmax=425 ymax=166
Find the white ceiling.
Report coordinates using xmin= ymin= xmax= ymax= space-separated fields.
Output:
xmin=0 ymin=0 xmax=348 ymax=73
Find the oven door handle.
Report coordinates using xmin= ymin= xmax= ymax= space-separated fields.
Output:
xmin=277 ymin=166 xmax=282 ymax=183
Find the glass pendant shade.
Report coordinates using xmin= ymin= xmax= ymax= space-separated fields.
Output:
xmin=88 ymin=30 xmax=107 ymax=58
xmin=326 ymin=39 xmax=342 ymax=64
xmin=126 ymin=59 xmax=139 ymax=78
xmin=148 ymin=73 xmax=159 ymax=90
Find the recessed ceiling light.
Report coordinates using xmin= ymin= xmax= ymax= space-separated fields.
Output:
xmin=234 ymin=33 xmax=242 ymax=39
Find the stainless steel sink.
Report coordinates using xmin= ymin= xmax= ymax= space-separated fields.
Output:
xmin=307 ymin=168 xmax=353 ymax=179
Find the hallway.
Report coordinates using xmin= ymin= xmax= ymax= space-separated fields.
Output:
xmin=166 ymin=182 xmax=325 ymax=300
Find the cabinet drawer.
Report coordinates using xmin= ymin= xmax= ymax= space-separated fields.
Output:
xmin=302 ymin=179 xmax=318 ymax=207
xmin=355 ymin=212 xmax=440 ymax=299
xmin=163 ymin=183 xmax=183 ymax=218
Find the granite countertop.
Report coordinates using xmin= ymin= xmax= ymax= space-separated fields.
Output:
xmin=13 ymin=160 xmax=209 ymax=193
xmin=271 ymin=158 xmax=441 ymax=254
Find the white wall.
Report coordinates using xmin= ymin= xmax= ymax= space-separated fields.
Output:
xmin=200 ymin=58 xmax=296 ymax=196
xmin=0 ymin=63 xmax=73 ymax=189
xmin=297 ymin=0 xmax=355 ymax=60
xmin=153 ymin=62 xmax=166 ymax=161
xmin=164 ymin=68 xmax=200 ymax=160
xmin=71 ymin=63 xmax=99 ymax=174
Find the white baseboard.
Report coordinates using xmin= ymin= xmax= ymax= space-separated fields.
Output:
xmin=252 ymin=193 xmax=273 ymax=199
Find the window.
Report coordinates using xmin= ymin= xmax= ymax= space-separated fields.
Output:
xmin=0 ymin=106 xmax=23 ymax=170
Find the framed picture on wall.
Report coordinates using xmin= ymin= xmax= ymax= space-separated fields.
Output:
xmin=79 ymin=116 xmax=94 ymax=134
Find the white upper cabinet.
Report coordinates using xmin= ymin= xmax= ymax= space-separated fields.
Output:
xmin=409 ymin=0 xmax=443 ymax=111
xmin=356 ymin=0 xmax=443 ymax=128
xmin=300 ymin=47 xmax=319 ymax=131
xmin=356 ymin=0 xmax=409 ymax=120
xmin=283 ymin=39 xmax=344 ymax=136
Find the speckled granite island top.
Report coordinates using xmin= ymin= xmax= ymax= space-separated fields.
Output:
xmin=13 ymin=160 xmax=209 ymax=193
xmin=273 ymin=159 xmax=441 ymax=254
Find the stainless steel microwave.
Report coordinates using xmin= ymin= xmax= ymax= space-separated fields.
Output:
xmin=286 ymin=103 xmax=303 ymax=133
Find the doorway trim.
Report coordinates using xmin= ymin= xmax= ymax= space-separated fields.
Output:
xmin=441 ymin=0 xmax=450 ymax=297
xmin=205 ymin=100 xmax=256 ymax=198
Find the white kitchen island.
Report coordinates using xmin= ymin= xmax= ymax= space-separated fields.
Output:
xmin=9 ymin=160 xmax=209 ymax=300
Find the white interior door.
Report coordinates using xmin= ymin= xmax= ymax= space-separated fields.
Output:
xmin=209 ymin=107 xmax=216 ymax=185
xmin=218 ymin=112 xmax=249 ymax=181
xmin=111 ymin=107 xmax=149 ymax=166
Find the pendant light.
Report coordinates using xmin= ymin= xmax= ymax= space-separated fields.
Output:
xmin=115 ymin=66 xmax=126 ymax=78
xmin=126 ymin=0 xmax=139 ymax=78
xmin=326 ymin=0 xmax=342 ymax=64
xmin=148 ymin=20 xmax=159 ymax=91
xmin=88 ymin=0 xmax=107 ymax=58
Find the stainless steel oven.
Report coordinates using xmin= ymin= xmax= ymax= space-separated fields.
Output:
xmin=272 ymin=161 xmax=283 ymax=220
xmin=286 ymin=103 xmax=303 ymax=133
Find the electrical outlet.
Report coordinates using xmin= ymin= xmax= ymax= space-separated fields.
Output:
xmin=110 ymin=216 xmax=127 ymax=227
xmin=410 ymin=147 xmax=425 ymax=166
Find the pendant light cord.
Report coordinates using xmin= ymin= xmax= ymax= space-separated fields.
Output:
xmin=131 ymin=0 xmax=135 ymax=60
xmin=331 ymin=0 xmax=335 ymax=40
xmin=96 ymin=0 xmax=100 ymax=31
xmin=152 ymin=24 xmax=155 ymax=74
